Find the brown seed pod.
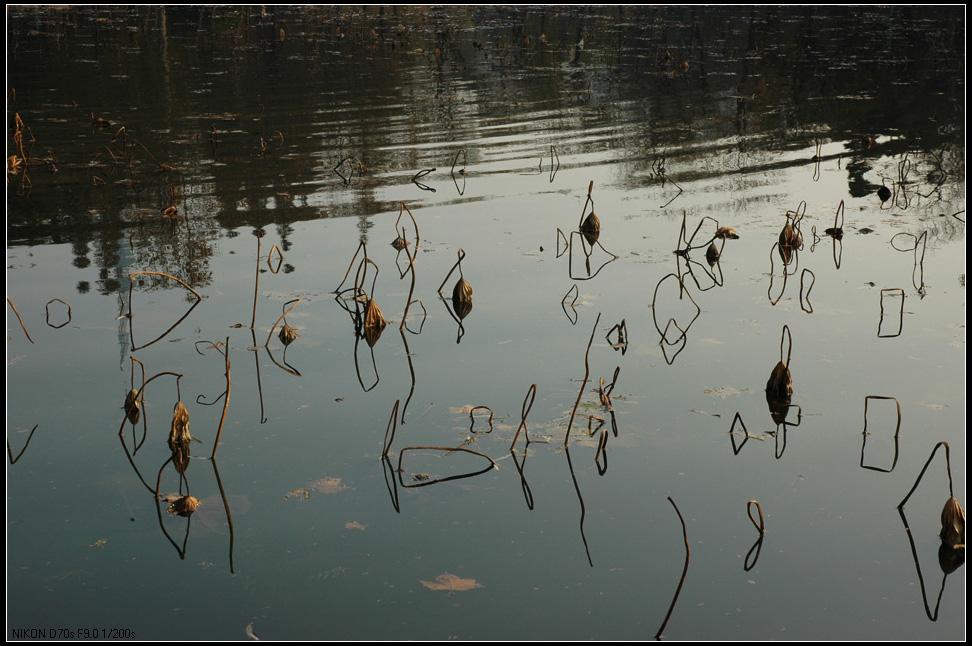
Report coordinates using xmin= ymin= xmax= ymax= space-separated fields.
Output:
xmin=779 ymin=221 xmax=802 ymax=249
xmin=391 ymin=236 xmax=408 ymax=251
xmin=706 ymin=242 xmax=720 ymax=264
xmin=168 ymin=401 xmax=192 ymax=447
xmin=715 ymin=227 xmax=739 ymax=240
xmin=453 ymin=277 xmax=473 ymax=305
xmin=124 ymin=389 xmax=140 ymax=424
xmin=279 ymin=324 xmax=299 ymax=346
xmin=941 ymin=496 xmax=966 ymax=548
xmin=765 ymin=361 xmax=793 ymax=399
xmin=364 ymin=298 xmax=386 ymax=330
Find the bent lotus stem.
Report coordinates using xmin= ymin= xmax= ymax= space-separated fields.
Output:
xmin=899 ymin=441 xmax=954 ymax=508
xmin=565 ymin=312 xmax=601 ymax=447
xmin=437 ymin=249 xmax=466 ymax=297
xmin=6 ymin=296 xmax=34 ymax=344
xmin=747 ymin=500 xmax=766 ymax=535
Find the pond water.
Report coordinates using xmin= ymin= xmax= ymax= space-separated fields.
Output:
xmin=6 ymin=6 xmax=966 ymax=641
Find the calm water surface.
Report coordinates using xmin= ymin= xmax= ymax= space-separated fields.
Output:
xmin=6 ymin=6 xmax=966 ymax=641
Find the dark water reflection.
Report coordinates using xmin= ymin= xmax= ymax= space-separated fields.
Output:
xmin=6 ymin=6 xmax=965 ymax=641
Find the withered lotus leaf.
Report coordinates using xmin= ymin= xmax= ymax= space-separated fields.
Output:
xmin=169 ymin=401 xmax=192 ymax=447
xmin=124 ymin=389 xmax=140 ymax=424
xmin=279 ymin=324 xmax=299 ymax=346
xmin=765 ymin=361 xmax=793 ymax=398
xmin=941 ymin=496 xmax=965 ymax=548
xmin=420 ymin=572 xmax=483 ymax=592
xmin=364 ymin=298 xmax=386 ymax=330
xmin=453 ymin=277 xmax=473 ymax=304
xmin=166 ymin=495 xmax=200 ymax=517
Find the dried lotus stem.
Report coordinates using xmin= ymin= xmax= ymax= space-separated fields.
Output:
xmin=437 ymin=248 xmax=467 ymax=297
xmin=747 ymin=500 xmax=766 ymax=535
xmin=450 ymin=149 xmax=466 ymax=176
xmin=382 ymin=400 xmax=401 ymax=459
xmin=209 ymin=337 xmax=231 ymax=459
xmin=898 ymin=441 xmax=955 ymax=508
xmin=45 ymin=298 xmax=72 ymax=328
xmin=511 ymin=383 xmax=537 ymax=449
xmin=6 ymin=296 xmax=34 ymax=344
xmin=265 ymin=299 xmax=301 ymax=347
xmin=129 ymin=271 xmax=203 ymax=301
xmin=468 ymin=406 xmax=494 ymax=432
xmin=565 ymin=312 xmax=601 ymax=447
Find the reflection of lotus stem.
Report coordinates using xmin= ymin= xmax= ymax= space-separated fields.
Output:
xmin=655 ymin=496 xmax=690 ymax=640
xmin=565 ymin=312 xmax=601 ymax=448
xmin=129 ymin=271 xmax=203 ymax=301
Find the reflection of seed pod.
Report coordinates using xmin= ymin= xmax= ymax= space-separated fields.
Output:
xmin=877 ymin=185 xmax=891 ymax=202
xmin=171 ymin=442 xmax=190 ymax=474
xmin=706 ymin=242 xmax=720 ymax=264
xmin=715 ymin=227 xmax=739 ymax=240
xmin=765 ymin=391 xmax=792 ymax=426
xmin=168 ymin=401 xmax=192 ymax=447
xmin=124 ymin=389 xmax=140 ymax=424
xmin=279 ymin=324 xmax=299 ymax=346
xmin=453 ymin=277 xmax=473 ymax=305
xmin=940 ymin=496 xmax=966 ymax=548
xmin=765 ymin=361 xmax=793 ymax=399
xmin=167 ymin=495 xmax=200 ymax=517
xmin=391 ymin=236 xmax=408 ymax=251
xmin=581 ymin=212 xmax=600 ymax=245
xmin=453 ymin=298 xmax=474 ymax=321
xmin=938 ymin=541 xmax=965 ymax=575
xmin=363 ymin=322 xmax=385 ymax=348
xmin=364 ymin=299 xmax=386 ymax=329
xmin=824 ymin=227 xmax=843 ymax=240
